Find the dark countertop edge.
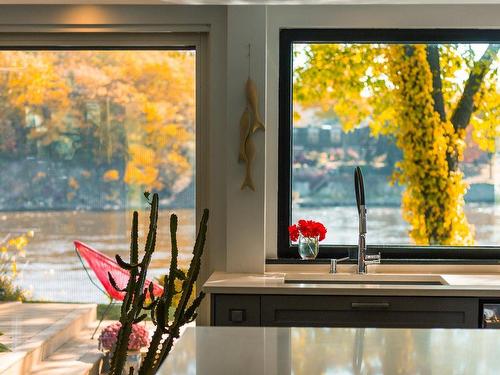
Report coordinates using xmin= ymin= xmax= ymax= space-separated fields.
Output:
xmin=266 ymin=258 xmax=500 ymax=265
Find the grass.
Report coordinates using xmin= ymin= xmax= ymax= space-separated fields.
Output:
xmin=0 ymin=276 xmax=27 ymax=302
xmin=97 ymin=303 xmax=123 ymax=321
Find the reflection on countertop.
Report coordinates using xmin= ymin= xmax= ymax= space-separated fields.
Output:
xmin=158 ymin=326 xmax=500 ymax=375
xmin=203 ymin=272 xmax=500 ymax=297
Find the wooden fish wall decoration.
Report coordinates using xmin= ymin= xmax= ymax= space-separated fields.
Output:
xmin=239 ymin=77 xmax=265 ymax=191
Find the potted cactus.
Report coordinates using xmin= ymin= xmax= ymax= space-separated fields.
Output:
xmin=107 ymin=192 xmax=208 ymax=375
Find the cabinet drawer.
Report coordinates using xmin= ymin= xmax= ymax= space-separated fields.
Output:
xmin=212 ymin=294 xmax=261 ymax=326
xmin=261 ymin=295 xmax=478 ymax=328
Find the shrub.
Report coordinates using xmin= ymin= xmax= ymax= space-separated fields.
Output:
xmin=0 ymin=231 xmax=32 ymax=301
xmin=0 ymin=331 xmax=9 ymax=352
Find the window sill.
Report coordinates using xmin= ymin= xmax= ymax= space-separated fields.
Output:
xmin=266 ymin=259 xmax=500 ymax=275
xmin=266 ymin=258 xmax=500 ymax=266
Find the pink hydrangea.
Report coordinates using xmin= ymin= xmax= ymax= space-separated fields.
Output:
xmin=128 ymin=323 xmax=150 ymax=351
xmin=98 ymin=322 xmax=150 ymax=351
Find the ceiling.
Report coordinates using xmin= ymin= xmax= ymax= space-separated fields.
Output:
xmin=0 ymin=0 xmax=499 ymax=4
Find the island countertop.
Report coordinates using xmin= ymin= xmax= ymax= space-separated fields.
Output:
xmin=203 ymin=271 xmax=500 ymax=297
xmin=158 ymin=326 xmax=500 ymax=374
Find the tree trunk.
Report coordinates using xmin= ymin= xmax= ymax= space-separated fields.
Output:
xmin=426 ymin=45 xmax=446 ymax=122
xmin=447 ymin=44 xmax=500 ymax=172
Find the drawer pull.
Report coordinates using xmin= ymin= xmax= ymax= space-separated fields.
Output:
xmin=229 ymin=309 xmax=246 ymax=323
xmin=351 ymin=302 xmax=390 ymax=310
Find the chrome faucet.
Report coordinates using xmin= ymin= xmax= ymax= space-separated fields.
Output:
xmin=354 ymin=167 xmax=380 ymax=274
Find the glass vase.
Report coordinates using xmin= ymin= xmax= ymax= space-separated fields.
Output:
xmin=123 ymin=350 xmax=142 ymax=375
xmin=298 ymin=235 xmax=319 ymax=260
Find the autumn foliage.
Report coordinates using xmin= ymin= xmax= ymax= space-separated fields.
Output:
xmin=0 ymin=50 xmax=195 ymax=202
xmin=294 ymin=43 xmax=499 ymax=245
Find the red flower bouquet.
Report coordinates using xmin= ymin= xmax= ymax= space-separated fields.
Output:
xmin=288 ymin=220 xmax=327 ymax=242
xmin=288 ymin=220 xmax=327 ymax=260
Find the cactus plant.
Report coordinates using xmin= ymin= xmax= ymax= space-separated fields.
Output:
xmin=108 ymin=192 xmax=208 ymax=375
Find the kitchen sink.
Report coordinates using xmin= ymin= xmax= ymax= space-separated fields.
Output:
xmin=284 ymin=273 xmax=447 ymax=285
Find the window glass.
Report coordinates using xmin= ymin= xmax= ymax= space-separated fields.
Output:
xmin=292 ymin=42 xmax=500 ymax=247
xmin=0 ymin=49 xmax=196 ymax=302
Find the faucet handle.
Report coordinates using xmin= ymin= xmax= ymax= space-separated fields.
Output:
xmin=365 ymin=252 xmax=381 ymax=265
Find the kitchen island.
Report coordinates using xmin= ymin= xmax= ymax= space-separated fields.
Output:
xmin=158 ymin=326 xmax=500 ymax=374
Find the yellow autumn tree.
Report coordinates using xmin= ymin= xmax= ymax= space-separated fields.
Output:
xmin=0 ymin=50 xmax=195 ymax=197
xmin=294 ymin=43 xmax=499 ymax=245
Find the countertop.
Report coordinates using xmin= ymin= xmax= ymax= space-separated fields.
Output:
xmin=203 ymin=272 xmax=500 ymax=297
xmin=158 ymin=326 xmax=500 ymax=374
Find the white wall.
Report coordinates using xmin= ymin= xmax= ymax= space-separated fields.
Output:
xmin=225 ymin=5 xmax=267 ymax=273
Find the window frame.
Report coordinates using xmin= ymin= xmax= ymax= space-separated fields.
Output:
xmin=278 ymin=28 xmax=500 ymax=262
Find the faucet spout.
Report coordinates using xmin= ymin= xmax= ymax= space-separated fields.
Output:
xmin=357 ymin=204 xmax=367 ymax=274
xmin=354 ymin=166 xmax=367 ymax=273
xmin=354 ymin=167 xmax=380 ymax=273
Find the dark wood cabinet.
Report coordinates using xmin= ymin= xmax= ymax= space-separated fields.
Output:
xmin=211 ymin=294 xmax=480 ymax=328
xmin=211 ymin=294 xmax=261 ymax=326
xmin=261 ymin=295 xmax=478 ymax=328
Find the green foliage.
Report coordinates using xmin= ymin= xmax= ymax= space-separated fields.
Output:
xmin=0 ymin=232 xmax=32 ymax=301
xmin=0 ymin=332 xmax=9 ymax=353
xmin=0 ymin=276 xmax=27 ymax=302
xmin=97 ymin=303 xmax=128 ymax=322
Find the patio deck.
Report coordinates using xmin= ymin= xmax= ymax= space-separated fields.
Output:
xmin=0 ymin=302 xmax=102 ymax=375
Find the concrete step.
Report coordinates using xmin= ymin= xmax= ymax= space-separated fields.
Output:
xmin=0 ymin=303 xmax=97 ymax=375
xmin=28 ymin=326 xmax=103 ymax=375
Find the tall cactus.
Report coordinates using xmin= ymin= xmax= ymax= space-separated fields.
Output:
xmin=108 ymin=192 xmax=159 ymax=375
xmin=108 ymin=191 xmax=209 ymax=375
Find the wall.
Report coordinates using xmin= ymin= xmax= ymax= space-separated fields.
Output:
xmin=225 ymin=6 xmax=267 ymax=273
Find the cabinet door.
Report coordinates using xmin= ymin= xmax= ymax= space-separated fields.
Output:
xmin=261 ymin=295 xmax=479 ymax=328
xmin=212 ymin=294 xmax=261 ymax=326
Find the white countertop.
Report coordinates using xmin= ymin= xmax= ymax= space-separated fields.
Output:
xmin=203 ymin=272 xmax=500 ymax=297
xmin=158 ymin=326 xmax=500 ymax=374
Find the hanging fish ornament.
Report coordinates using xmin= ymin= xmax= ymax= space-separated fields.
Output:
xmin=246 ymin=78 xmax=265 ymax=133
xmin=239 ymin=108 xmax=251 ymax=162
xmin=239 ymin=43 xmax=265 ymax=191
xmin=240 ymin=131 xmax=256 ymax=191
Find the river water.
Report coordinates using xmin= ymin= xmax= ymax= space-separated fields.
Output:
xmin=293 ymin=203 xmax=500 ymax=246
xmin=5 ymin=204 xmax=500 ymax=303
xmin=3 ymin=209 xmax=195 ymax=303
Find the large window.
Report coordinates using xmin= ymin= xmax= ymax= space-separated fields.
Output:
xmin=0 ymin=45 xmax=197 ymax=302
xmin=278 ymin=29 xmax=500 ymax=260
